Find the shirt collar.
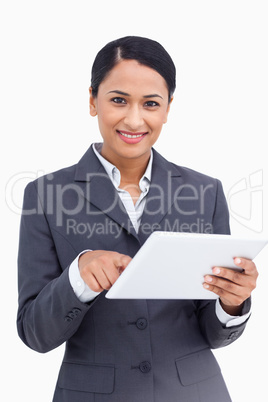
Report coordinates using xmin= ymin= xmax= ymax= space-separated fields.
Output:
xmin=93 ymin=142 xmax=152 ymax=191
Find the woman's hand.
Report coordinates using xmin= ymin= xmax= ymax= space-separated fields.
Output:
xmin=78 ymin=250 xmax=132 ymax=293
xmin=203 ymin=258 xmax=258 ymax=315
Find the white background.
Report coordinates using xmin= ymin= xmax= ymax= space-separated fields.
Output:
xmin=1 ymin=1 xmax=268 ymax=401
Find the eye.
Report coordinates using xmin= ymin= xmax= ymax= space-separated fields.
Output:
xmin=144 ymin=100 xmax=160 ymax=108
xmin=111 ymin=97 xmax=127 ymax=104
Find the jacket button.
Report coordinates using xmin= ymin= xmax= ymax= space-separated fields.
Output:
xmin=139 ymin=361 xmax=151 ymax=373
xmin=64 ymin=308 xmax=81 ymax=322
xmin=136 ymin=318 xmax=147 ymax=330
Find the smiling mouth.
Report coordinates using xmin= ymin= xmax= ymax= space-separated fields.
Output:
xmin=117 ymin=130 xmax=147 ymax=139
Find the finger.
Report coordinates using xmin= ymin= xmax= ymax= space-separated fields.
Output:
xmin=203 ymin=271 xmax=254 ymax=304
xmin=209 ymin=267 xmax=248 ymax=287
xmin=90 ymin=265 xmax=114 ymax=290
xmin=87 ymin=274 xmax=105 ymax=293
xmin=116 ymin=255 xmax=132 ymax=273
xmin=204 ymin=275 xmax=244 ymax=297
xmin=85 ymin=257 xmax=116 ymax=291
xmin=101 ymin=265 xmax=121 ymax=288
xmin=98 ymin=254 xmax=132 ymax=288
xmin=79 ymin=251 xmax=132 ymax=291
xmin=234 ymin=257 xmax=258 ymax=278
xmin=203 ymin=282 xmax=245 ymax=306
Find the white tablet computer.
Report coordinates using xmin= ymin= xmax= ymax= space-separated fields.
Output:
xmin=106 ymin=232 xmax=268 ymax=300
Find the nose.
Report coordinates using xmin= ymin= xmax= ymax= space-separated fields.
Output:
xmin=124 ymin=105 xmax=144 ymax=131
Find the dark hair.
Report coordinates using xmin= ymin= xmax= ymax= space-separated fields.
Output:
xmin=90 ymin=36 xmax=176 ymax=102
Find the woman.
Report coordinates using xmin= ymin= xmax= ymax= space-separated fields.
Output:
xmin=17 ymin=36 xmax=257 ymax=402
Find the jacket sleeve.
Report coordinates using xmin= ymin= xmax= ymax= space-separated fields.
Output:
xmin=196 ymin=179 xmax=251 ymax=349
xmin=17 ymin=181 xmax=91 ymax=353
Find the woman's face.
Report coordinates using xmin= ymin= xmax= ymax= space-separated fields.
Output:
xmin=89 ymin=59 xmax=172 ymax=164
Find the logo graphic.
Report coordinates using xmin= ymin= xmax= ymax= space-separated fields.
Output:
xmin=227 ymin=170 xmax=263 ymax=233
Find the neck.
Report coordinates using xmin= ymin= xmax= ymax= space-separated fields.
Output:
xmin=100 ymin=147 xmax=151 ymax=184
xmin=118 ymin=160 xmax=149 ymax=185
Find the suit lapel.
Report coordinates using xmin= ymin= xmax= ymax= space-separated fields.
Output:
xmin=74 ymin=145 xmax=139 ymax=240
xmin=138 ymin=149 xmax=183 ymax=244
xmin=74 ymin=145 xmax=183 ymax=244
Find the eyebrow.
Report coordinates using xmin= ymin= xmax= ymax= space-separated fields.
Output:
xmin=107 ymin=90 xmax=163 ymax=99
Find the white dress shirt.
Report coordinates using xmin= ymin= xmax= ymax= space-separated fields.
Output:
xmin=69 ymin=143 xmax=250 ymax=327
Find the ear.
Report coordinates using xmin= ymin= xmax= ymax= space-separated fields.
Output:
xmin=164 ymin=96 xmax=174 ymax=124
xmin=89 ymin=87 xmax=98 ymax=116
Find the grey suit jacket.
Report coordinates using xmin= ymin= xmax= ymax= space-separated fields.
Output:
xmin=17 ymin=145 xmax=250 ymax=402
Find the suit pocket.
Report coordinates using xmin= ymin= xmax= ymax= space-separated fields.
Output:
xmin=175 ymin=349 xmax=221 ymax=386
xmin=57 ymin=362 xmax=115 ymax=394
